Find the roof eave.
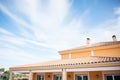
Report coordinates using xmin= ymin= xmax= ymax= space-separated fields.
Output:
xmin=10 ymin=62 xmax=120 ymax=71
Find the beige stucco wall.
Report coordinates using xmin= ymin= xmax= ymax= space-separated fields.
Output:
xmin=67 ymin=72 xmax=74 ymax=80
xmin=32 ymin=70 xmax=120 ymax=80
xmin=94 ymin=47 xmax=120 ymax=57
xmin=61 ymin=54 xmax=69 ymax=59
xmin=71 ymin=51 xmax=91 ymax=58
xmin=61 ymin=46 xmax=120 ymax=59
xmin=61 ymin=51 xmax=91 ymax=59
xmin=45 ymin=72 xmax=53 ymax=80
xmin=33 ymin=73 xmax=37 ymax=80
xmin=89 ymin=71 xmax=103 ymax=80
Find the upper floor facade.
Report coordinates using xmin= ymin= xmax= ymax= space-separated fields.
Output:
xmin=59 ymin=35 xmax=120 ymax=59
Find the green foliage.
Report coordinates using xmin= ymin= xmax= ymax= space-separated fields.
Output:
xmin=0 ymin=68 xmax=10 ymax=80
xmin=14 ymin=73 xmax=28 ymax=79
xmin=0 ymin=68 xmax=4 ymax=72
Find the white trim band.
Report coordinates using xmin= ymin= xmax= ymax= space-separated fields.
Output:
xmin=66 ymin=66 xmax=120 ymax=72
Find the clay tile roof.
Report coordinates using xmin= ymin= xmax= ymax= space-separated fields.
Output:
xmin=11 ymin=56 xmax=120 ymax=69
xmin=59 ymin=41 xmax=120 ymax=52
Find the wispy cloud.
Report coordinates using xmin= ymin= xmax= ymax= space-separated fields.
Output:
xmin=0 ymin=3 xmax=31 ymax=29
xmin=0 ymin=27 xmax=14 ymax=36
xmin=0 ymin=1 xmax=120 ymax=48
xmin=0 ymin=35 xmax=26 ymax=45
xmin=0 ymin=0 xmax=83 ymax=69
xmin=0 ymin=46 xmax=41 ymax=69
xmin=0 ymin=0 xmax=120 ymax=69
xmin=81 ymin=7 xmax=120 ymax=43
xmin=0 ymin=0 xmax=85 ymax=50
xmin=115 ymin=7 xmax=120 ymax=15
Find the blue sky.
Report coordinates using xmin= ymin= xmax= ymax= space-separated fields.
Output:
xmin=0 ymin=0 xmax=120 ymax=70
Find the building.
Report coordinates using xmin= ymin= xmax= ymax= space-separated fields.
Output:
xmin=9 ymin=35 xmax=120 ymax=80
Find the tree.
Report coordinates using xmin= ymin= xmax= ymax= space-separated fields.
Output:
xmin=0 ymin=68 xmax=4 ymax=72
xmin=0 ymin=68 xmax=10 ymax=80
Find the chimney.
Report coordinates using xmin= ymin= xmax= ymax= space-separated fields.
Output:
xmin=112 ymin=35 xmax=117 ymax=41
xmin=86 ymin=38 xmax=90 ymax=45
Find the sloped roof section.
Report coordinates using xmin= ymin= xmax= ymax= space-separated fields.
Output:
xmin=59 ymin=41 xmax=120 ymax=52
xmin=10 ymin=56 xmax=120 ymax=71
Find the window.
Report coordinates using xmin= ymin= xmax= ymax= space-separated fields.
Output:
xmin=53 ymin=74 xmax=62 ymax=80
xmin=104 ymin=74 xmax=120 ymax=80
xmin=37 ymin=75 xmax=44 ymax=80
xmin=75 ymin=74 xmax=88 ymax=80
xmin=114 ymin=75 xmax=120 ymax=80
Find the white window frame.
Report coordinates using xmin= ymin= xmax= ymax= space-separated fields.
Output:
xmin=104 ymin=74 xmax=120 ymax=80
xmin=36 ymin=73 xmax=45 ymax=80
xmin=103 ymin=71 xmax=120 ymax=80
xmin=74 ymin=72 xmax=89 ymax=80
xmin=53 ymin=74 xmax=62 ymax=80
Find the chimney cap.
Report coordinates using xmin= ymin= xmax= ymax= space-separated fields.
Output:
xmin=112 ymin=35 xmax=116 ymax=38
xmin=86 ymin=38 xmax=90 ymax=45
xmin=86 ymin=38 xmax=90 ymax=40
xmin=112 ymin=35 xmax=117 ymax=41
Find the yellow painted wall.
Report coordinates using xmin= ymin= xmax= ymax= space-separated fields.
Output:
xmin=61 ymin=54 xmax=69 ymax=59
xmin=89 ymin=71 xmax=103 ymax=80
xmin=61 ymin=51 xmax=91 ymax=59
xmin=61 ymin=47 xmax=120 ymax=59
xmin=94 ymin=47 xmax=120 ymax=57
xmin=33 ymin=71 xmax=120 ymax=80
xmin=45 ymin=72 xmax=53 ymax=80
xmin=67 ymin=72 xmax=74 ymax=80
xmin=71 ymin=52 xmax=91 ymax=58
xmin=33 ymin=73 xmax=37 ymax=80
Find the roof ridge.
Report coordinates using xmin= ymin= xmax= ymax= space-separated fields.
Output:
xmin=59 ymin=41 xmax=120 ymax=52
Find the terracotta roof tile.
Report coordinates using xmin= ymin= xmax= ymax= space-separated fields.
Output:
xmin=11 ymin=56 xmax=120 ymax=69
